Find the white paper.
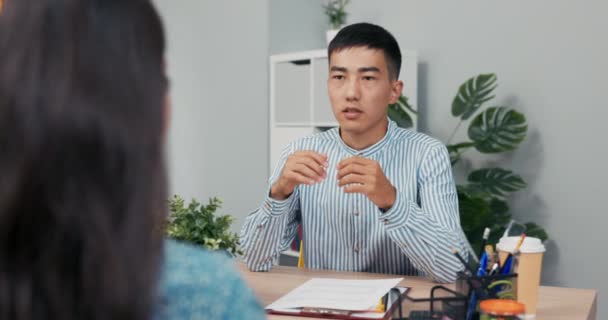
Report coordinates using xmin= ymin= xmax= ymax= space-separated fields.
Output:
xmin=266 ymin=277 xmax=403 ymax=312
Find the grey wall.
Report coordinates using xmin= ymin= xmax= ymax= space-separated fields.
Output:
xmin=270 ymin=0 xmax=328 ymax=54
xmin=272 ymin=0 xmax=606 ymax=317
xmin=153 ymin=0 xmax=269 ymax=231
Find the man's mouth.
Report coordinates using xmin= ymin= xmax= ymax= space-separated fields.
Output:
xmin=342 ymin=107 xmax=363 ymax=120
xmin=342 ymin=107 xmax=363 ymax=114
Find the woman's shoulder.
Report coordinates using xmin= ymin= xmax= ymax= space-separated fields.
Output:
xmin=154 ymin=239 xmax=266 ymax=319
xmin=163 ymin=239 xmax=235 ymax=277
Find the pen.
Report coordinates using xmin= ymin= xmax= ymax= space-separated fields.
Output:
xmin=466 ymin=252 xmax=488 ymax=320
xmin=450 ymin=247 xmax=476 ymax=275
xmin=297 ymin=240 xmax=304 ymax=268
xmin=302 ymin=308 xmax=351 ymax=316
xmin=466 ymin=292 xmax=477 ymax=320
xmin=502 ymin=220 xmax=515 ymax=238
xmin=477 ymin=252 xmax=488 ymax=276
xmin=500 ymin=233 xmax=525 ymax=274
xmin=489 ymin=262 xmax=500 ymax=275
xmin=479 ymin=227 xmax=490 ymax=258
xmin=466 ymin=252 xmax=489 ymax=320
xmin=513 ymin=233 xmax=526 ymax=255
xmin=485 ymin=244 xmax=494 ymax=264
xmin=375 ymin=298 xmax=385 ymax=313
xmin=500 ymin=255 xmax=513 ymax=275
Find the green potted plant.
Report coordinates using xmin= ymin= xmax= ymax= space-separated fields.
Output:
xmin=166 ymin=195 xmax=242 ymax=256
xmin=323 ymin=0 xmax=350 ymax=44
xmin=388 ymin=94 xmax=417 ymax=129
xmin=389 ymin=74 xmax=548 ymax=250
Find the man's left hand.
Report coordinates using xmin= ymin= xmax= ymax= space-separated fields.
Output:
xmin=337 ymin=156 xmax=396 ymax=210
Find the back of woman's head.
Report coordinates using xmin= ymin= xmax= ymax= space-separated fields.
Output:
xmin=0 ymin=0 xmax=167 ymax=319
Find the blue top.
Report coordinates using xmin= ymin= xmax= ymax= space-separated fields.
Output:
xmin=154 ymin=239 xmax=266 ymax=319
xmin=241 ymin=120 xmax=469 ymax=283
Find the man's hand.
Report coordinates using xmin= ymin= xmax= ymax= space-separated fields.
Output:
xmin=337 ymin=156 xmax=396 ymax=210
xmin=270 ymin=151 xmax=328 ymax=200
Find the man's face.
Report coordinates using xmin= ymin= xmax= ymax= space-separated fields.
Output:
xmin=328 ymin=47 xmax=402 ymax=137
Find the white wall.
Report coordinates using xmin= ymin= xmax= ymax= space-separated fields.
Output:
xmin=270 ymin=0 xmax=607 ymax=317
xmin=154 ymin=0 xmax=269 ymax=231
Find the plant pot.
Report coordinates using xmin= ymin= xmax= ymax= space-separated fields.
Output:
xmin=326 ymin=28 xmax=342 ymax=45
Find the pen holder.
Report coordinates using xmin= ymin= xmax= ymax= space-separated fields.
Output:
xmin=397 ymin=272 xmax=518 ymax=320
xmin=401 ymin=285 xmax=468 ymax=320
xmin=459 ymin=271 xmax=519 ymax=320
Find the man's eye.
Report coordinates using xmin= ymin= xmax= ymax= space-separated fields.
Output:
xmin=332 ymin=75 xmax=344 ymax=80
xmin=363 ymin=76 xmax=376 ymax=81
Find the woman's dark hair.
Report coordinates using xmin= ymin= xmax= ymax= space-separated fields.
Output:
xmin=0 ymin=0 xmax=167 ymax=319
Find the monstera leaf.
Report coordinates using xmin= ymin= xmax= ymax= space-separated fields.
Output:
xmin=452 ymin=73 xmax=497 ymax=120
xmin=468 ymin=107 xmax=527 ymax=153
xmin=447 ymin=142 xmax=475 ymax=165
xmin=467 ymin=168 xmax=527 ymax=198
xmin=388 ymin=95 xmax=416 ymax=128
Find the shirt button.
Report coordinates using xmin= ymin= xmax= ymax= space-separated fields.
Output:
xmin=353 ymin=245 xmax=359 ymax=253
xmin=382 ymin=219 xmax=389 ymax=225
xmin=257 ymin=225 xmax=263 ymax=230
xmin=353 ymin=211 xmax=359 ymax=216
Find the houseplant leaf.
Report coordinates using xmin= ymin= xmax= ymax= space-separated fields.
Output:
xmin=388 ymin=103 xmax=413 ymax=129
xmin=447 ymin=142 xmax=475 ymax=165
xmin=323 ymin=0 xmax=350 ymax=29
xmin=468 ymin=106 xmax=527 ymax=153
xmin=166 ymin=195 xmax=242 ymax=256
xmin=468 ymin=168 xmax=527 ymax=198
xmin=397 ymin=95 xmax=417 ymax=115
xmin=388 ymin=95 xmax=416 ymax=129
xmin=458 ymin=188 xmax=494 ymax=249
xmin=523 ymin=222 xmax=549 ymax=242
xmin=452 ymin=73 xmax=497 ymax=120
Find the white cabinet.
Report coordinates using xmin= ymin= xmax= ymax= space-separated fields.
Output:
xmin=269 ymin=49 xmax=418 ymax=174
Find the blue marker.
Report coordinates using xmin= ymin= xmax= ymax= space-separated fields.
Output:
xmin=466 ymin=252 xmax=489 ymax=320
xmin=477 ymin=252 xmax=488 ymax=276
xmin=501 ymin=255 xmax=513 ymax=274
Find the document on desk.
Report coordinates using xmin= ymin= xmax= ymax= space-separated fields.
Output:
xmin=266 ymin=277 xmax=404 ymax=312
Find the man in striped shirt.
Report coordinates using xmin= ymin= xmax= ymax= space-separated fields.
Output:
xmin=241 ymin=23 xmax=469 ymax=283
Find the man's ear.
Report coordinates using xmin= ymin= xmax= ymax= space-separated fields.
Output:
xmin=389 ymin=80 xmax=404 ymax=104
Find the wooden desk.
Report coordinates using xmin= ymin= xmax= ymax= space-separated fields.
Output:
xmin=238 ymin=263 xmax=597 ymax=320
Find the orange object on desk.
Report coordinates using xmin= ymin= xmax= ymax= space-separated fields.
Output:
xmin=480 ymin=299 xmax=525 ymax=319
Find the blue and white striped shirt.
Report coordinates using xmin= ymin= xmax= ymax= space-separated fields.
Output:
xmin=240 ymin=120 xmax=469 ymax=283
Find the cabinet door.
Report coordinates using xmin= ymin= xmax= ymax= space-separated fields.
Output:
xmin=312 ymin=57 xmax=337 ymax=126
xmin=273 ymin=61 xmax=311 ymax=125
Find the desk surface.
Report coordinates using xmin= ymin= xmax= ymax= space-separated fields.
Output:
xmin=237 ymin=263 xmax=597 ymax=320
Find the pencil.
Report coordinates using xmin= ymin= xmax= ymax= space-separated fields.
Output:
xmin=479 ymin=227 xmax=490 ymax=258
xmin=500 ymin=233 xmax=526 ymax=273
xmin=297 ymin=240 xmax=304 ymax=268
xmin=513 ymin=233 xmax=526 ymax=255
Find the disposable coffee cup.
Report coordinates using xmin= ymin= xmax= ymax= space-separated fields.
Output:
xmin=496 ymin=236 xmax=545 ymax=318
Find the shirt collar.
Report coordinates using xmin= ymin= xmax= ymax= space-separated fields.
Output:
xmin=331 ymin=118 xmax=396 ymax=157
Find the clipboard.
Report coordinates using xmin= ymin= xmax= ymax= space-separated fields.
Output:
xmin=266 ymin=286 xmax=409 ymax=320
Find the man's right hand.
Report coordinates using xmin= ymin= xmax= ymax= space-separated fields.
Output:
xmin=270 ymin=151 xmax=328 ymax=200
